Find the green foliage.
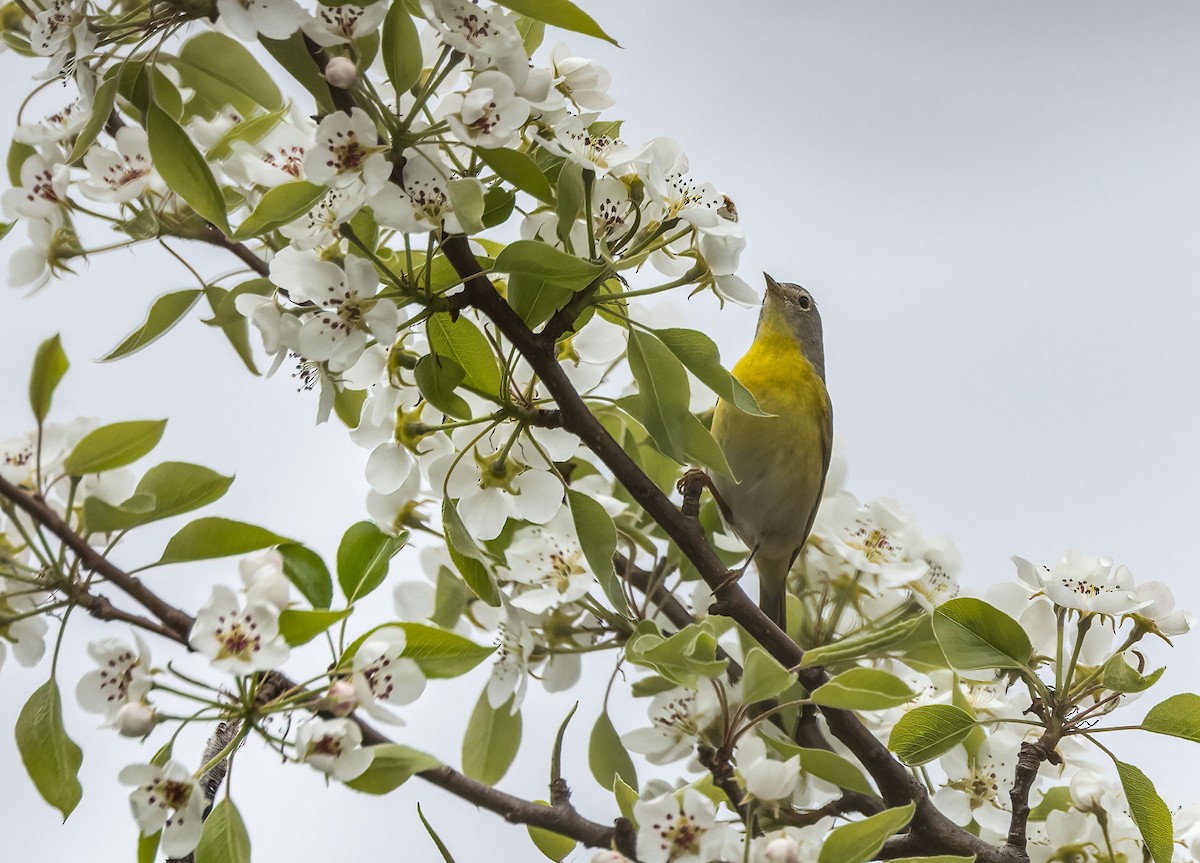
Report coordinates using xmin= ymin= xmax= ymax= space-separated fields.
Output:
xmin=489 ymin=0 xmax=618 ymax=45
xmin=101 ymin=290 xmax=203 ymax=361
xmin=625 ymin=620 xmax=728 ymax=686
xmin=1115 ymin=761 xmax=1173 ymax=863
xmin=382 ymin=2 xmax=422 ymax=95
xmin=932 ymin=597 xmax=1032 ymax=671
xmin=654 ymin=327 xmax=767 ymax=416
xmin=278 ymin=608 xmax=352 ymax=645
xmin=887 ymin=704 xmax=976 ymax=766
xmin=81 ymin=462 xmax=233 ymax=533
xmin=477 ymin=147 xmax=555 ymax=204
xmin=809 ymin=667 xmax=916 ymax=710
xmin=462 ymin=691 xmax=522 ymax=785
xmin=68 ymin=73 xmax=118 ymax=163
xmin=1141 ymin=692 xmax=1200 ymax=742
xmin=442 ymin=499 xmax=501 ymax=605
xmin=741 ymin=647 xmax=796 ymax=703
xmin=64 ymin=420 xmax=166 ymax=475
xmin=194 ymin=798 xmax=251 ymax=863
xmin=337 ymin=521 xmax=408 ymax=603
xmin=340 ymin=622 xmax=494 ymax=679
xmin=277 ymin=543 xmax=334 ymax=609
xmin=1102 ymin=653 xmax=1165 ymax=694
xmin=626 ymin=329 xmax=731 ymax=476
xmin=762 ymin=735 xmax=875 ymax=796
xmin=346 ymin=744 xmax=441 ymax=794
xmin=174 ymin=32 xmax=282 ymax=117
xmin=154 ymin=517 xmax=288 ymax=565
xmin=448 ymin=177 xmax=486 ymax=235
xmin=231 ymin=181 xmax=326 ymax=240
xmin=15 ymin=680 xmax=83 ymax=820
xmin=528 ymin=808 xmax=576 ymax=862
xmin=817 ymin=803 xmax=915 ymax=863
xmin=28 ymin=334 xmax=69 ymax=424
xmin=799 ymin=617 xmax=923 ymax=668
xmin=146 ymin=103 xmax=229 ymax=234
xmin=588 ymin=710 xmax=637 ymax=792
xmin=566 ymin=489 xmax=625 ymax=614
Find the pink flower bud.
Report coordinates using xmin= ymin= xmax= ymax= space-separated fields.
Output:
xmin=325 ymin=680 xmax=359 ymax=716
xmin=114 ymin=702 xmax=157 ymax=738
xmin=325 ymin=57 xmax=358 ymax=89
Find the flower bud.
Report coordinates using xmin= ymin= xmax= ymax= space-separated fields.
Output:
xmin=325 ymin=680 xmax=359 ymax=716
xmin=325 ymin=56 xmax=358 ymax=89
xmin=764 ymin=836 xmax=801 ymax=863
xmin=1069 ymin=769 xmax=1106 ymax=812
xmin=114 ymin=702 xmax=157 ymax=738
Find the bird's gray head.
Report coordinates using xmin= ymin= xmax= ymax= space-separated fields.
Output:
xmin=759 ymin=273 xmax=826 ymax=381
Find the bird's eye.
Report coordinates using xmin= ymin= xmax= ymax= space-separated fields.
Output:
xmin=798 ymin=295 xmax=811 ymax=310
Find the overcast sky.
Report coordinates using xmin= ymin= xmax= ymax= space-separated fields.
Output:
xmin=3 ymin=2 xmax=1200 ymax=859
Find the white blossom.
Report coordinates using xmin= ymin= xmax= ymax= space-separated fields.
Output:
xmin=622 ymin=685 xmax=720 ymax=764
xmin=280 ymin=183 xmax=366 ymax=249
xmin=303 ymin=108 xmax=391 ymax=194
xmin=217 ymin=0 xmax=304 ymax=40
xmin=189 ymin=585 xmax=290 ymax=674
xmin=80 ymin=127 xmax=158 ymax=202
xmin=633 ymin=789 xmax=731 ymax=863
xmin=369 ymin=146 xmax=461 ymax=234
xmin=440 ymin=71 xmax=531 ymax=150
xmin=1 ymin=150 xmax=69 ymax=220
xmin=76 ymin=636 xmax=152 ymax=719
xmin=737 ymin=734 xmax=800 ymax=801
xmin=550 ymin=45 xmax=615 ymax=110
xmin=351 ymin=628 xmax=427 ymax=723
xmin=502 ymin=509 xmax=594 ymax=613
xmin=303 ymin=4 xmax=387 ymax=46
xmin=119 ymin=761 xmax=205 ymax=857
xmin=295 ymin=717 xmax=373 ymax=780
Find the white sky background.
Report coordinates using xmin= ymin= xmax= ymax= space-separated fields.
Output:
xmin=3 ymin=1 xmax=1200 ymax=859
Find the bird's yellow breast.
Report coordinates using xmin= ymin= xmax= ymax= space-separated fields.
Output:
xmin=710 ymin=318 xmax=832 ymax=559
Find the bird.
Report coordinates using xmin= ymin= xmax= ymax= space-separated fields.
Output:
xmin=707 ymin=274 xmax=833 ymax=631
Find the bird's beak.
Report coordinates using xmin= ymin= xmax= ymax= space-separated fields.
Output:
xmin=764 ymin=272 xmax=784 ymax=299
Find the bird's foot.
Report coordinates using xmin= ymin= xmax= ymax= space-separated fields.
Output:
xmin=676 ymin=468 xmax=733 ymax=522
xmin=714 ymin=567 xmax=745 ymax=595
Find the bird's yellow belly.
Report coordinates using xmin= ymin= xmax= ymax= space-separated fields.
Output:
xmin=711 ymin=339 xmax=830 ymax=559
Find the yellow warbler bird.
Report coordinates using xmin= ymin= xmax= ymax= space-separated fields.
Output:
xmin=709 ymin=274 xmax=833 ymax=630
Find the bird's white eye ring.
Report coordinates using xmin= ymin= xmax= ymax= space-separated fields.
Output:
xmin=798 ymin=295 xmax=811 ymax=310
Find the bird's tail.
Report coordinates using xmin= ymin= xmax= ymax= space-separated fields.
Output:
xmin=755 ymin=553 xmax=792 ymax=632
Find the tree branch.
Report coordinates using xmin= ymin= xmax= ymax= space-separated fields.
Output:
xmin=438 ymin=232 xmax=1014 ymax=863
xmin=0 ymin=477 xmax=625 ymax=855
xmin=1005 ymin=728 xmax=1061 ymax=853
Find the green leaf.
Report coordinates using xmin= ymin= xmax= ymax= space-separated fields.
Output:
xmin=147 ymin=103 xmax=229 ymax=234
xmin=426 ymin=313 xmax=501 ymax=395
xmin=654 ymin=328 xmax=768 ymax=416
xmin=448 ymin=177 xmax=485 ymax=235
xmin=81 ymin=462 xmax=233 ymax=533
xmin=137 ymin=830 xmax=160 ymax=863
xmin=507 ymin=272 xmax=575 ymax=328
xmin=481 ymin=185 xmax=516 ymax=228
xmin=566 ymin=489 xmax=625 ymax=614
xmin=1141 ymin=692 xmax=1200 ymax=742
xmin=337 ymin=521 xmax=407 ymax=603
xmin=101 ymin=289 xmax=203 ymax=361
xmin=810 ymin=667 xmax=916 ymax=710
xmin=206 ymin=107 xmax=288 ymax=162
xmin=278 ymin=608 xmax=351 ymax=645
xmin=29 ymin=334 xmax=69 ymax=423
xmin=799 ymin=617 xmax=924 ymax=668
xmin=345 ymin=744 xmax=440 ymax=794
xmin=68 ymin=73 xmax=119 ymax=163
xmin=1029 ymin=785 xmax=1073 ymax=821
xmin=231 ymin=181 xmax=326 ymax=240
xmin=489 ymin=0 xmax=618 ymax=46
xmin=887 ymin=704 xmax=976 ymax=766
xmin=62 ymin=419 xmax=165 ymax=476
xmin=588 ymin=710 xmax=637 ymax=792
xmin=528 ymin=807 xmax=576 ymax=862
xmin=340 ymin=621 xmax=494 ymax=678
xmin=462 ymin=691 xmax=522 ymax=785
xmin=932 ymin=597 xmax=1032 ymax=671
xmin=515 ymin=15 xmax=546 ymax=54
xmin=178 ymin=31 xmax=282 ymax=113
xmin=477 ymin=148 xmax=555 ymax=203
xmin=626 ymin=328 xmax=731 ymax=476
xmin=194 ymin=797 xmax=250 ymax=863
xmin=795 ymin=747 xmax=874 ymax=796
xmin=259 ymin=33 xmax=335 ymax=114
xmin=382 ymin=1 xmax=422 ymax=95
xmin=8 ymin=139 xmax=35 ymax=186
xmin=1115 ymin=761 xmax=1173 ymax=863
xmin=417 ymin=804 xmax=458 ymax=863
xmin=493 ymin=240 xmax=605 ymax=288
xmin=15 ymin=680 xmax=83 ymax=820
xmin=555 ymin=160 xmax=584 ymax=248
xmin=277 ymin=543 xmax=333 ymax=609
xmin=1102 ymin=653 xmax=1164 ymax=694
xmin=155 ymin=516 xmax=288 ymax=565
xmin=414 ymin=353 xmax=472 ymax=419
xmin=817 ymin=803 xmax=915 ymax=863
xmin=741 ymin=647 xmax=796 ymax=704
xmin=442 ymin=499 xmax=501 ymax=605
